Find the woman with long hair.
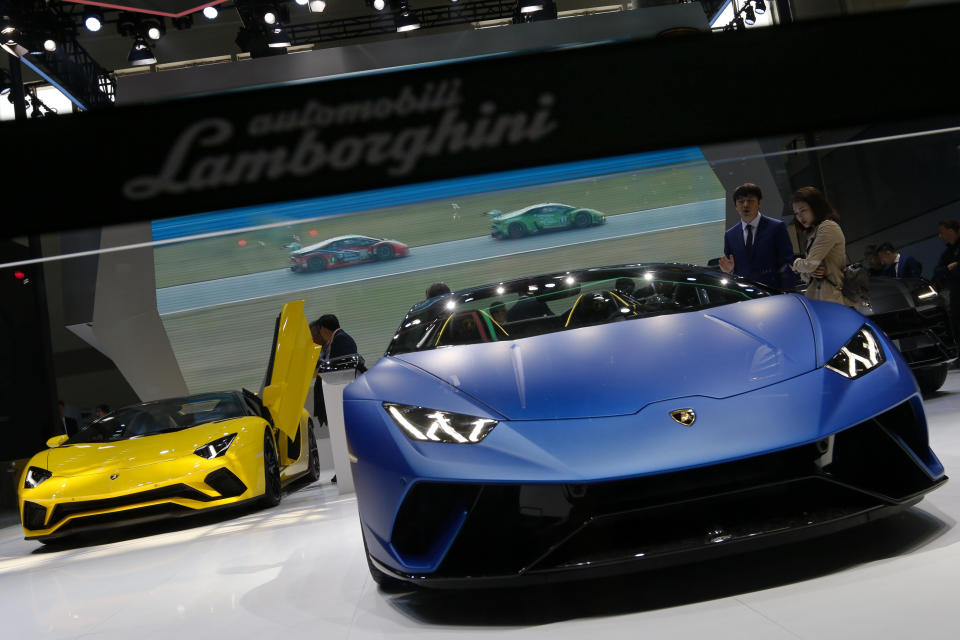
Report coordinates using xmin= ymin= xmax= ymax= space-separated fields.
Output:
xmin=790 ymin=186 xmax=851 ymax=305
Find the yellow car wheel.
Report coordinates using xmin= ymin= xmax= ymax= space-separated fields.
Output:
xmin=306 ymin=427 xmax=321 ymax=483
xmin=262 ymin=430 xmax=282 ymax=507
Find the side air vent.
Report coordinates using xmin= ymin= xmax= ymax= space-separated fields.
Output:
xmin=22 ymin=501 xmax=47 ymax=530
xmin=205 ymin=468 xmax=247 ymax=498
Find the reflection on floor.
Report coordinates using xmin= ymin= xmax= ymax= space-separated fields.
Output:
xmin=2 ymin=375 xmax=960 ymax=639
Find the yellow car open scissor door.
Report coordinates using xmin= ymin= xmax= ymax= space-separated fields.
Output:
xmin=261 ymin=301 xmax=322 ymax=461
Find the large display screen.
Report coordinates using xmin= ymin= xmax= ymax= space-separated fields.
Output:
xmin=141 ymin=119 xmax=960 ymax=394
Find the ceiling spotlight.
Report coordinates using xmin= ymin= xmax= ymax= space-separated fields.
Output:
xmin=396 ymin=10 xmax=421 ymax=32
xmin=743 ymin=5 xmax=756 ymax=25
xmin=142 ymin=17 xmax=164 ymax=40
xmin=295 ymin=0 xmax=310 ymax=5
xmin=373 ymin=0 xmax=385 ymax=9
xmin=264 ymin=11 xmax=277 ymax=24
xmin=202 ymin=6 xmax=219 ymax=19
xmin=518 ymin=0 xmax=543 ymax=13
xmin=84 ymin=10 xmax=104 ymax=32
xmin=266 ymin=27 xmax=291 ymax=48
xmin=43 ymin=38 xmax=56 ymax=52
xmin=128 ymin=36 xmax=157 ymax=66
xmin=754 ymin=0 xmax=766 ymax=14
xmin=1 ymin=24 xmax=16 ymax=46
xmin=309 ymin=0 xmax=326 ymax=12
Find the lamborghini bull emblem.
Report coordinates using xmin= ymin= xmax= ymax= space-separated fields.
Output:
xmin=670 ymin=408 xmax=696 ymax=426
xmin=110 ymin=473 xmax=119 ymax=480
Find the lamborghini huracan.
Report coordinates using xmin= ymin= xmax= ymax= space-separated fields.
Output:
xmin=19 ymin=300 xmax=323 ymax=542
xmin=489 ymin=203 xmax=605 ymax=239
xmin=289 ymin=234 xmax=409 ymax=272
xmin=341 ymin=264 xmax=947 ymax=588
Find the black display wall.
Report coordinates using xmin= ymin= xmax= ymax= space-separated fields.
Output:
xmin=0 ymin=239 xmax=59 ymax=507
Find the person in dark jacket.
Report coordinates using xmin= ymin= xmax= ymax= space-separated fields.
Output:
xmin=425 ymin=282 xmax=451 ymax=299
xmin=310 ymin=314 xmax=360 ymax=484
xmin=58 ymin=400 xmax=79 ymax=437
xmin=311 ymin=314 xmax=359 ymax=362
xmin=934 ymin=220 xmax=960 ymax=344
xmin=718 ymin=183 xmax=796 ymax=289
xmin=862 ymin=245 xmax=885 ymax=276
xmin=309 ymin=314 xmax=360 ymax=425
xmin=877 ymin=242 xmax=922 ymax=278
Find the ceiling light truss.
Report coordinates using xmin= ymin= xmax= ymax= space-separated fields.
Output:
xmin=0 ymin=0 xmax=114 ymax=109
xmin=282 ymin=0 xmax=521 ymax=44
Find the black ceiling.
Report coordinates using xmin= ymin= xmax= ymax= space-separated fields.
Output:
xmin=62 ymin=1 xmax=230 ymax=18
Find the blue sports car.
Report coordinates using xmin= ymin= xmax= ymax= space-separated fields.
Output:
xmin=341 ymin=264 xmax=947 ymax=588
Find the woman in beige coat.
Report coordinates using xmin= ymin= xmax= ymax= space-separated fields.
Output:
xmin=790 ymin=186 xmax=851 ymax=306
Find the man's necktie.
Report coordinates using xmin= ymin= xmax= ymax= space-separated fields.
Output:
xmin=746 ymin=225 xmax=754 ymax=251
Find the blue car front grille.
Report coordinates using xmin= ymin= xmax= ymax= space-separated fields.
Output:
xmin=391 ymin=399 xmax=941 ymax=580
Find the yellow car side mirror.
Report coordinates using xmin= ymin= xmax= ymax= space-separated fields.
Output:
xmin=46 ymin=435 xmax=69 ymax=448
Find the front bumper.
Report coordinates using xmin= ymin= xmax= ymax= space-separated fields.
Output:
xmin=348 ymin=344 xmax=944 ymax=587
xmin=368 ymin=404 xmax=945 ymax=588
xmin=20 ymin=457 xmax=258 ymax=541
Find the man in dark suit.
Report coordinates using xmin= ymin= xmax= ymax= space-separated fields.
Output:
xmin=310 ymin=314 xmax=360 ymax=484
xmin=877 ymin=242 xmax=922 ymax=278
xmin=58 ymin=400 xmax=79 ymax=437
xmin=718 ymin=183 xmax=795 ymax=289
xmin=933 ymin=220 xmax=960 ymax=346
xmin=311 ymin=314 xmax=359 ymax=362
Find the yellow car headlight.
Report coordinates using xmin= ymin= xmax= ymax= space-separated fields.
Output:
xmin=194 ymin=433 xmax=238 ymax=459
xmin=24 ymin=466 xmax=52 ymax=489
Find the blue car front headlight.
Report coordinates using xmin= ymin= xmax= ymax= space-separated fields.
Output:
xmin=194 ymin=433 xmax=237 ymax=459
xmin=383 ymin=403 xmax=497 ymax=444
xmin=825 ymin=325 xmax=885 ymax=379
xmin=24 ymin=466 xmax=52 ymax=489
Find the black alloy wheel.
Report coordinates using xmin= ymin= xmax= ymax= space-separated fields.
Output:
xmin=573 ymin=211 xmax=592 ymax=228
xmin=261 ymin=430 xmax=282 ymax=507
xmin=376 ymin=244 xmax=395 ymax=260
xmin=508 ymin=222 xmax=527 ymax=239
xmin=308 ymin=256 xmax=327 ymax=271
xmin=307 ymin=425 xmax=321 ymax=483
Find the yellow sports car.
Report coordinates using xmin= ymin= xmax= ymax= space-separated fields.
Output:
xmin=18 ymin=301 xmax=322 ymax=542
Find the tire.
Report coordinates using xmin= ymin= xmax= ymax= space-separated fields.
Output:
xmin=375 ymin=244 xmax=395 ymax=260
xmin=573 ymin=211 xmax=591 ymax=228
xmin=508 ymin=222 xmax=527 ymax=239
xmin=915 ymin=363 xmax=949 ymax=395
xmin=261 ymin=430 xmax=282 ymax=507
xmin=306 ymin=425 xmax=321 ymax=484
xmin=363 ymin=530 xmax=407 ymax=592
xmin=308 ymin=257 xmax=326 ymax=272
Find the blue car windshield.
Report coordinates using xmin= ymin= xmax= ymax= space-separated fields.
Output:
xmin=65 ymin=392 xmax=247 ymax=444
xmin=385 ymin=265 xmax=778 ymax=356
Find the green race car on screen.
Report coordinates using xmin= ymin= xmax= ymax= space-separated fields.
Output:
xmin=489 ymin=203 xmax=606 ymax=239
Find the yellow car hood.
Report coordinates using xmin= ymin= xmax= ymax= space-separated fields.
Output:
xmin=38 ymin=421 xmax=247 ymax=478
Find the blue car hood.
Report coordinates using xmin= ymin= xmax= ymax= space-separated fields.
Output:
xmin=392 ymin=295 xmax=817 ymax=420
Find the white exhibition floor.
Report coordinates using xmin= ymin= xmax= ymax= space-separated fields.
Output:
xmin=3 ymin=377 xmax=960 ymax=639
